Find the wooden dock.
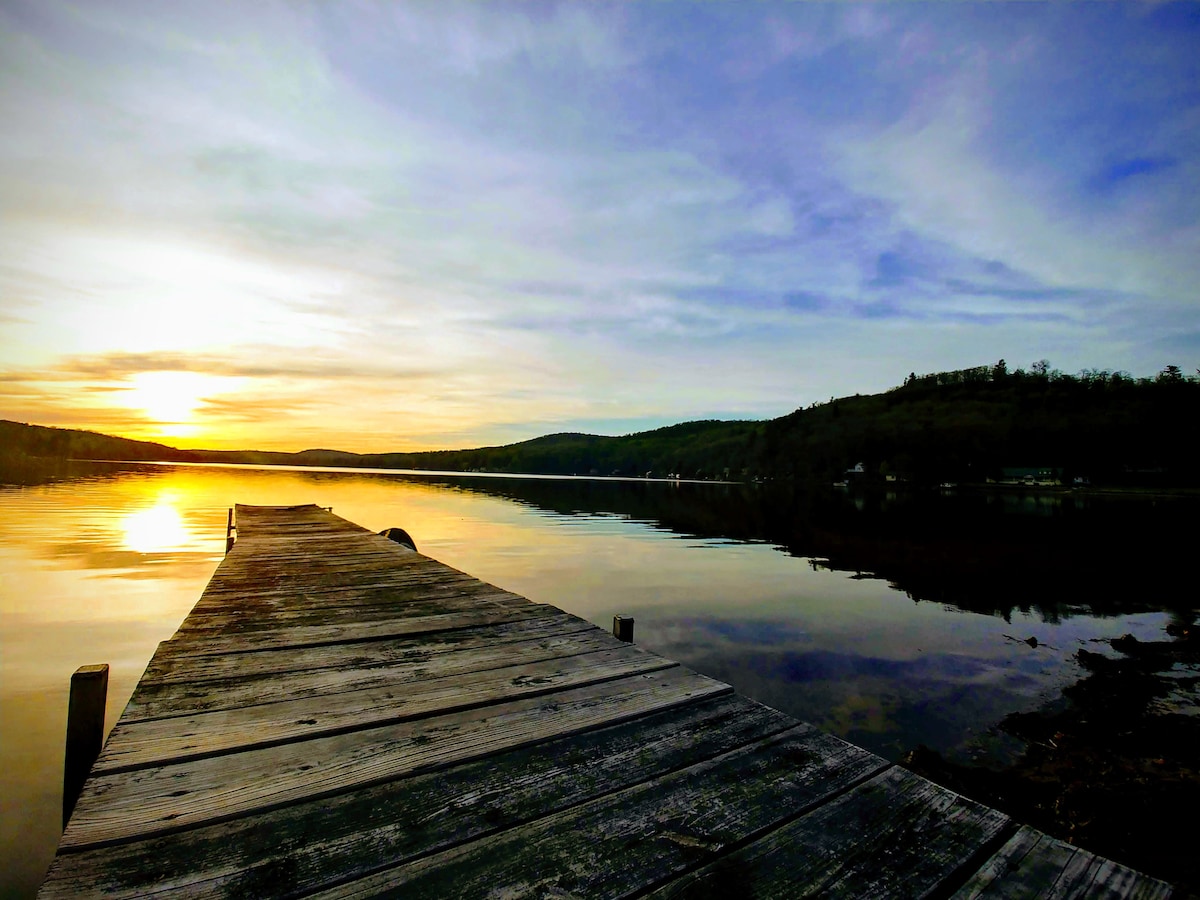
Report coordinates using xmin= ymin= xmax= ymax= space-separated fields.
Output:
xmin=39 ymin=504 xmax=1174 ymax=898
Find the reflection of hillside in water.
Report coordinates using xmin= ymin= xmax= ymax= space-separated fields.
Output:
xmin=394 ymin=475 xmax=1197 ymax=623
xmin=7 ymin=459 xmax=1191 ymax=623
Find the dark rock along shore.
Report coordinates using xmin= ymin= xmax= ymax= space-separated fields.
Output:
xmin=904 ymin=622 xmax=1200 ymax=893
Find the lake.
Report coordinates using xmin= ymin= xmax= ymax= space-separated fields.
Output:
xmin=2 ymin=461 xmax=1194 ymax=898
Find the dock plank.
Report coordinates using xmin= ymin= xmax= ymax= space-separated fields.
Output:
xmin=59 ymin=668 xmax=731 ymax=852
xmin=647 ymin=767 xmax=1010 ymax=899
xmin=199 ymin=561 xmax=480 ymax=592
xmin=159 ymin=603 xmax=560 ymax=655
xmin=41 ymin=694 xmax=791 ymax=899
xmin=125 ymin=628 xmax=630 ymax=721
xmin=952 ymin=826 xmax=1174 ymax=900
xmin=96 ymin=647 xmax=679 ymax=772
xmin=140 ymin=611 xmax=594 ymax=682
xmin=169 ymin=592 xmax=532 ymax=632
xmin=308 ymin=726 xmax=890 ymax=900
xmin=184 ymin=575 xmax=520 ymax=616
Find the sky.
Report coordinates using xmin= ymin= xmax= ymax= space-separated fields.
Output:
xmin=1 ymin=2 xmax=1198 ymax=452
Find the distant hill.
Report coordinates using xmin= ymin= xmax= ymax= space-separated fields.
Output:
xmin=0 ymin=419 xmax=196 ymax=464
xmin=3 ymin=362 xmax=1198 ymax=486
xmin=755 ymin=362 xmax=1200 ymax=486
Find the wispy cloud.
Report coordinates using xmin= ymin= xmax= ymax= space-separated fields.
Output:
xmin=1 ymin=1 xmax=1196 ymax=450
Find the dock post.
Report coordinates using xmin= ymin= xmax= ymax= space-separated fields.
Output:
xmin=613 ymin=616 xmax=634 ymax=643
xmin=62 ymin=663 xmax=108 ymax=828
xmin=226 ymin=508 xmax=235 ymax=554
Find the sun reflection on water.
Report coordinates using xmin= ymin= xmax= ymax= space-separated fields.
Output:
xmin=121 ymin=498 xmax=189 ymax=554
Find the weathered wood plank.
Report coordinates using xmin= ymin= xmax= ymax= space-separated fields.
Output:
xmin=41 ymin=694 xmax=794 ymax=899
xmin=205 ymin=558 xmax=465 ymax=579
xmin=202 ymin=561 xmax=429 ymax=587
xmin=169 ymin=592 xmax=533 ymax=634
xmin=178 ymin=580 xmax=520 ymax=619
xmin=96 ymin=647 xmax=680 ymax=773
xmin=178 ymin=578 xmax=520 ymax=619
xmin=952 ymin=826 xmax=1174 ymax=900
xmin=646 ymin=766 xmax=1010 ymax=899
xmin=308 ymin=726 xmax=890 ymax=900
xmin=60 ymin=668 xmax=731 ymax=852
xmin=220 ymin=537 xmax=407 ymax=553
xmin=181 ymin=583 xmax=526 ymax=621
xmin=142 ymin=611 xmax=593 ymax=681
xmin=220 ymin=543 xmax=399 ymax=558
xmin=158 ymin=604 xmax=561 ymax=656
xmin=232 ymin=505 xmax=363 ymax=534
xmin=204 ymin=554 xmax=456 ymax=580
xmin=201 ymin=556 xmax=466 ymax=585
xmin=191 ymin=571 xmax=493 ymax=606
xmin=126 ymin=628 xmax=627 ymax=722
xmin=206 ymin=554 xmax=477 ymax=580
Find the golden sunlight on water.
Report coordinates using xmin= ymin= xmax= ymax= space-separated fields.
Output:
xmin=120 ymin=496 xmax=190 ymax=555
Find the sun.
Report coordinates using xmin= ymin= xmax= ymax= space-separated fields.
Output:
xmin=123 ymin=371 xmax=213 ymax=427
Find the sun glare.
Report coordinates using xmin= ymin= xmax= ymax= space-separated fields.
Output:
xmin=123 ymin=371 xmax=214 ymax=426
xmin=121 ymin=500 xmax=189 ymax=554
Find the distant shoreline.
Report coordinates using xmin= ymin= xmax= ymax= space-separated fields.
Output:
xmin=6 ymin=366 xmax=1200 ymax=490
xmin=26 ymin=456 xmax=1200 ymax=499
xmin=71 ymin=457 xmax=737 ymax=486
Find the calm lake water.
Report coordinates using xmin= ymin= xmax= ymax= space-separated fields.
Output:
xmin=2 ymin=461 xmax=1194 ymax=898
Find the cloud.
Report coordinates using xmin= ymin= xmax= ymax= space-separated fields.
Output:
xmin=196 ymin=393 xmax=318 ymax=425
xmin=836 ymin=71 xmax=1198 ymax=307
xmin=44 ymin=351 xmax=440 ymax=383
xmin=0 ymin=2 xmax=1196 ymax=450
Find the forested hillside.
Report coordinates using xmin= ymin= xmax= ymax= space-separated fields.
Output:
xmin=4 ymin=362 xmax=1198 ymax=487
xmin=0 ymin=419 xmax=194 ymax=463
xmin=756 ymin=362 xmax=1200 ymax=485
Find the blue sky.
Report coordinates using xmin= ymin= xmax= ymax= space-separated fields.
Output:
xmin=1 ymin=2 xmax=1197 ymax=450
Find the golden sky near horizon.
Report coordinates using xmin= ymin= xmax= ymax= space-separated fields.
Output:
xmin=2 ymin=3 xmax=1196 ymax=452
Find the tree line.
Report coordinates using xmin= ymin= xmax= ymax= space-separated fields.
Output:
xmin=4 ymin=361 xmax=1198 ymax=487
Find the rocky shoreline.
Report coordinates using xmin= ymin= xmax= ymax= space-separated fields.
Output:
xmin=903 ymin=622 xmax=1200 ymax=893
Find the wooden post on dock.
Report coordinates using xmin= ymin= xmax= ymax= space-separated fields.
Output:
xmin=613 ymin=615 xmax=634 ymax=643
xmin=225 ymin=508 xmax=235 ymax=554
xmin=63 ymin=664 xmax=108 ymax=828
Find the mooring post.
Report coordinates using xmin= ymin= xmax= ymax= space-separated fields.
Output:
xmin=613 ymin=615 xmax=635 ymax=643
xmin=63 ymin=663 xmax=109 ymax=828
xmin=225 ymin=507 xmax=235 ymax=554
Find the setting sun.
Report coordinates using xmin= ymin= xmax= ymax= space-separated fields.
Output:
xmin=123 ymin=371 xmax=214 ymax=429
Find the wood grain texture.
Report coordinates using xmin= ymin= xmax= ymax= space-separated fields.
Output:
xmin=952 ymin=826 xmax=1174 ymax=900
xmin=123 ymin=628 xmax=633 ymax=724
xmin=96 ymin=646 xmax=679 ymax=772
xmin=172 ymin=602 xmax=530 ymax=635
xmin=159 ymin=603 xmax=559 ymax=655
xmin=309 ymin=726 xmax=890 ymax=900
xmin=41 ymin=694 xmax=793 ymax=899
xmin=140 ymin=611 xmax=594 ymax=683
xmin=59 ymin=668 xmax=730 ymax=852
xmin=646 ymin=766 xmax=1010 ymax=899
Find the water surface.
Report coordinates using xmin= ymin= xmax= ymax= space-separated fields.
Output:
xmin=1 ymin=462 xmax=1191 ymax=897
